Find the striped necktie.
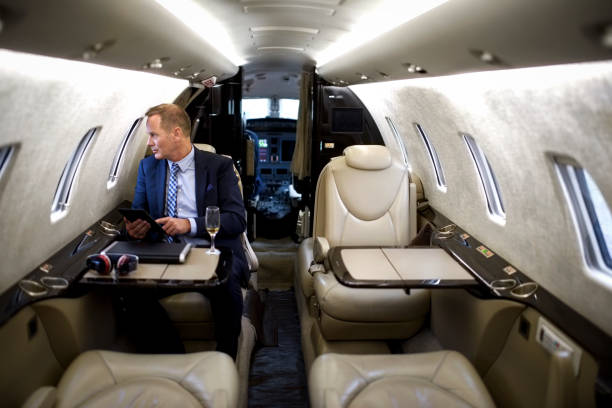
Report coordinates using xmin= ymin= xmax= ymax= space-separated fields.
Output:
xmin=166 ymin=162 xmax=180 ymax=242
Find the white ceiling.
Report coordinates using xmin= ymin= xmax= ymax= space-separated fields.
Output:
xmin=0 ymin=0 xmax=611 ymax=99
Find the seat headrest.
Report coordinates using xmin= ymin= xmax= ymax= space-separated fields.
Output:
xmin=344 ymin=145 xmax=391 ymax=170
xmin=194 ymin=143 xmax=216 ymax=153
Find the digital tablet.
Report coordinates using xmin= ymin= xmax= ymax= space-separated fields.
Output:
xmin=118 ymin=208 xmax=168 ymax=238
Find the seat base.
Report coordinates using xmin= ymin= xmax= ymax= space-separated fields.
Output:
xmin=309 ymin=351 xmax=496 ymax=408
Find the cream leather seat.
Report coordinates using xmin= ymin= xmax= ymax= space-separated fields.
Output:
xmin=309 ymin=351 xmax=496 ymax=408
xmin=23 ymin=350 xmax=238 ymax=408
xmin=296 ymin=145 xmax=429 ymax=365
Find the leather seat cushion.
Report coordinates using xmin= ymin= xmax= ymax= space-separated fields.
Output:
xmin=309 ymin=351 xmax=495 ymax=408
xmin=160 ymin=292 xmax=213 ymax=322
xmin=55 ymin=350 xmax=238 ymax=408
xmin=314 ymin=272 xmax=430 ymax=322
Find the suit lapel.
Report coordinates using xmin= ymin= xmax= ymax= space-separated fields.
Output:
xmin=194 ymin=148 xmax=208 ymax=216
xmin=154 ymin=159 xmax=167 ymax=217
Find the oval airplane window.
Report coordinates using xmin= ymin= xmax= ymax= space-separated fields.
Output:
xmin=580 ymin=170 xmax=612 ymax=270
xmin=385 ymin=116 xmax=411 ymax=170
xmin=108 ymin=117 xmax=143 ymax=189
xmin=462 ymin=133 xmax=506 ymax=224
xmin=555 ymin=158 xmax=612 ymax=275
xmin=51 ymin=127 xmax=99 ymax=222
xmin=414 ymin=123 xmax=446 ymax=192
xmin=0 ymin=144 xmax=16 ymax=182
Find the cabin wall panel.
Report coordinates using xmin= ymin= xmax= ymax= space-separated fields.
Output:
xmin=0 ymin=50 xmax=187 ymax=294
xmin=351 ymin=61 xmax=612 ymax=337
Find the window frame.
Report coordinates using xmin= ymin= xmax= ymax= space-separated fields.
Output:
xmin=0 ymin=144 xmax=16 ymax=182
xmin=461 ymin=132 xmax=506 ymax=224
xmin=555 ymin=157 xmax=612 ymax=275
xmin=51 ymin=127 xmax=99 ymax=222
xmin=413 ymin=123 xmax=446 ymax=191
xmin=385 ymin=116 xmax=410 ymax=169
xmin=107 ymin=118 xmax=143 ymax=189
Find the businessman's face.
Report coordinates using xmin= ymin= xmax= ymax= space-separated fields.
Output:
xmin=146 ymin=114 xmax=174 ymax=160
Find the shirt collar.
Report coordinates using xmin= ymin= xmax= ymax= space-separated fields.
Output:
xmin=168 ymin=145 xmax=195 ymax=172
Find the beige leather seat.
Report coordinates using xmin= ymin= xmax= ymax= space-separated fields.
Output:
xmin=23 ymin=350 xmax=238 ymax=408
xmin=295 ymin=145 xmax=429 ymax=366
xmin=309 ymin=351 xmax=496 ymax=408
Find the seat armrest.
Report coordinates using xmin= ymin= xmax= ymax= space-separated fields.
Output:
xmin=22 ymin=386 xmax=56 ymax=408
xmin=314 ymin=237 xmax=330 ymax=263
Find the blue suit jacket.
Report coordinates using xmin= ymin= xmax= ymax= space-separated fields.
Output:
xmin=131 ymin=147 xmax=248 ymax=284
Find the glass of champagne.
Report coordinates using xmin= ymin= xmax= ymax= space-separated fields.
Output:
xmin=205 ymin=206 xmax=221 ymax=255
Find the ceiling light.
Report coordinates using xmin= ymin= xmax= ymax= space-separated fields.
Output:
xmin=468 ymin=49 xmax=504 ymax=66
xmin=403 ymin=62 xmax=427 ymax=74
xmin=359 ymin=74 xmax=368 ymax=80
xmin=250 ymin=26 xmax=319 ymax=35
xmin=243 ymin=5 xmax=335 ymax=16
xmin=316 ymin=0 xmax=448 ymax=67
xmin=154 ymin=0 xmax=245 ymax=66
xmin=257 ymin=46 xmax=305 ymax=52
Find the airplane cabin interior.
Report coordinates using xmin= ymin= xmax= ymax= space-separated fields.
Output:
xmin=1 ymin=1 xmax=612 ymax=407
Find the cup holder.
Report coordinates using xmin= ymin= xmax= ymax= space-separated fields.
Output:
xmin=19 ymin=280 xmax=48 ymax=297
xmin=511 ymin=282 xmax=538 ymax=298
xmin=490 ymin=279 xmax=517 ymax=290
xmin=41 ymin=276 xmax=69 ymax=290
xmin=98 ymin=220 xmax=120 ymax=236
xmin=435 ymin=224 xmax=457 ymax=239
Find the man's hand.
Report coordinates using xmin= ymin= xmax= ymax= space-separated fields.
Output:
xmin=157 ymin=217 xmax=191 ymax=237
xmin=125 ymin=217 xmax=151 ymax=239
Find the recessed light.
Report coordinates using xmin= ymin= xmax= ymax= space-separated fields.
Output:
xmin=403 ymin=62 xmax=427 ymax=74
xmin=244 ymin=5 xmax=336 ymax=16
xmin=469 ymin=49 xmax=503 ymax=65
xmin=257 ymin=46 xmax=305 ymax=52
xmin=250 ymin=26 xmax=319 ymax=35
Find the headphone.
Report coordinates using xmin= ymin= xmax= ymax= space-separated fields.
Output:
xmin=87 ymin=253 xmax=138 ymax=276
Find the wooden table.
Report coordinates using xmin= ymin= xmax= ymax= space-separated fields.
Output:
xmin=328 ymin=247 xmax=478 ymax=288
xmin=80 ymin=248 xmax=231 ymax=290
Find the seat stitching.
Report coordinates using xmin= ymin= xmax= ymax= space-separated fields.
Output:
xmin=431 ymin=351 xmax=450 ymax=382
xmin=96 ymin=351 xmax=119 ymax=384
xmin=353 ymin=375 xmax=479 ymax=408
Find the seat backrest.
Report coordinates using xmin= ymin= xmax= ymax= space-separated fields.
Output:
xmin=193 ymin=143 xmax=216 ymax=153
xmin=313 ymin=145 xmax=411 ymax=248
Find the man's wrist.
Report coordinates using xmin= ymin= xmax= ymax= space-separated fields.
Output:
xmin=188 ymin=218 xmax=197 ymax=236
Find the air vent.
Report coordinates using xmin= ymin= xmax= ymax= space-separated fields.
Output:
xmin=108 ymin=118 xmax=143 ymax=189
xmin=51 ymin=127 xmax=99 ymax=222
xmin=462 ymin=133 xmax=505 ymax=224
xmin=414 ymin=123 xmax=446 ymax=191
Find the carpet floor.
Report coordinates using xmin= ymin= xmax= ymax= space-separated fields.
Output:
xmin=248 ymin=289 xmax=309 ymax=407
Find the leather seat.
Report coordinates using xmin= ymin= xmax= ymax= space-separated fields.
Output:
xmin=23 ymin=350 xmax=238 ymax=408
xmin=309 ymin=351 xmax=496 ymax=408
xmin=295 ymin=146 xmax=429 ymax=350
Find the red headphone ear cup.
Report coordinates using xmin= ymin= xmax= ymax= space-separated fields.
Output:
xmin=87 ymin=254 xmax=112 ymax=275
xmin=116 ymin=254 xmax=138 ymax=275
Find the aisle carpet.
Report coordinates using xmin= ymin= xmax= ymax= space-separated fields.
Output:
xmin=248 ymin=289 xmax=309 ymax=407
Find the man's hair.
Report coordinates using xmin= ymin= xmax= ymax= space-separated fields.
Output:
xmin=145 ymin=103 xmax=191 ymax=138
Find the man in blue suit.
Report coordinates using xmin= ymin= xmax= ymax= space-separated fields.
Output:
xmin=125 ymin=103 xmax=247 ymax=358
